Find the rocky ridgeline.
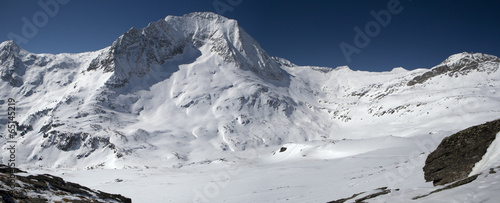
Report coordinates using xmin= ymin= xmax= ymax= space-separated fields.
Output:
xmin=423 ymin=119 xmax=500 ymax=185
xmin=0 ymin=165 xmax=131 ymax=203
xmin=407 ymin=52 xmax=500 ymax=86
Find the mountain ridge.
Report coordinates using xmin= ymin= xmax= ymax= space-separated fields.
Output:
xmin=1 ymin=12 xmax=499 ymax=171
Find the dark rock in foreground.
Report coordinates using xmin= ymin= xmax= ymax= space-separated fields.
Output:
xmin=0 ymin=165 xmax=131 ymax=203
xmin=413 ymin=174 xmax=481 ymax=200
xmin=327 ymin=187 xmax=395 ymax=203
xmin=423 ymin=119 xmax=500 ymax=186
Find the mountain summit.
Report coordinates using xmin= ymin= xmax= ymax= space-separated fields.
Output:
xmin=0 ymin=40 xmax=28 ymax=87
xmin=89 ymin=12 xmax=287 ymax=88
xmin=1 ymin=13 xmax=500 ymax=171
xmin=408 ymin=52 xmax=500 ymax=86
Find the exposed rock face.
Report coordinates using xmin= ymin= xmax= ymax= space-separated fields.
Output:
xmin=423 ymin=119 xmax=500 ymax=185
xmin=0 ymin=165 xmax=131 ymax=202
xmin=0 ymin=41 xmax=27 ymax=87
xmin=89 ymin=12 xmax=289 ymax=89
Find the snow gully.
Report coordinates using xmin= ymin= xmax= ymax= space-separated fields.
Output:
xmin=339 ymin=0 xmax=411 ymax=63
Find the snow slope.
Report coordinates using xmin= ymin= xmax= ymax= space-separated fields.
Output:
xmin=33 ymin=133 xmax=500 ymax=202
xmin=1 ymin=12 xmax=500 ymax=202
xmin=470 ymin=132 xmax=500 ymax=175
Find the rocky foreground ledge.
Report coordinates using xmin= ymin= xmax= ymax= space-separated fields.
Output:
xmin=0 ymin=165 xmax=131 ymax=203
xmin=424 ymin=119 xmax=500 ymax=185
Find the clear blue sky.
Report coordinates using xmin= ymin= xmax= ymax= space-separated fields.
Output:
xmin=1 ymin=0 xmax=499 ymax=71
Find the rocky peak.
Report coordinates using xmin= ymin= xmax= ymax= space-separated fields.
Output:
xmin=0 ymin=40 xmax=24 ymax=55
xmin=162 ymin=12 xmax=288 ymax=82
xmin=434 ymin=52 xmax=500 ymax=75
xmin=88 ymin=12 xmax=288 ymax=87
xmin=407 ymin=52 xmax=500 ymax=86
xmin=0 ymin=41 xmax=27 ymax=87
xmin=439 ymin=52 xmax=500 ymax=67
xmin=182 ymin=11 xmax=230 ymax=21
xmin=0 ymin=40 xmax=28 ymax=62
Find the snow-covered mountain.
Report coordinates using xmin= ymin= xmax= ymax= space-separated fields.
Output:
xmin=1 ymin=12 xmax=500 ymax=169
xmin=1 ymin=12 xmax=500 ymax=202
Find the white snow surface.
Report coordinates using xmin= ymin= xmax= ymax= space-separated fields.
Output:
xmin=1 ymin=12 xmax=500 ymax=202
xmin=471 ymin=132 xmax=500 ymax=176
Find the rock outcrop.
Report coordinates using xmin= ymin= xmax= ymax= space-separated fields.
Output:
xmin=423 ymin=119 xmax=500 ymax=185
xmin=0 ymin=165 xmax=131 ymax=203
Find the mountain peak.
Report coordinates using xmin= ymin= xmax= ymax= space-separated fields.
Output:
xmin=89 ymin=12 xmax=287 ymax=87
xmin=335 ymin=65 xmax=352 ymax=71
xmin=408 ymin=52 xmax=500 ymax=86
xmin=176 ymin=12 xmax=230 ymax=22
xmin=0 ymin=40 xmax=25 ymax=55
xmin=440 ymin=52 xmax=500 ymax=67
xmin=0 ymin=40 xmax=18 ymax=47
xmin=162 ymin=12 xmax=237 ymax=37
xmin=0 ymin=40 xmax=27 ymax=87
